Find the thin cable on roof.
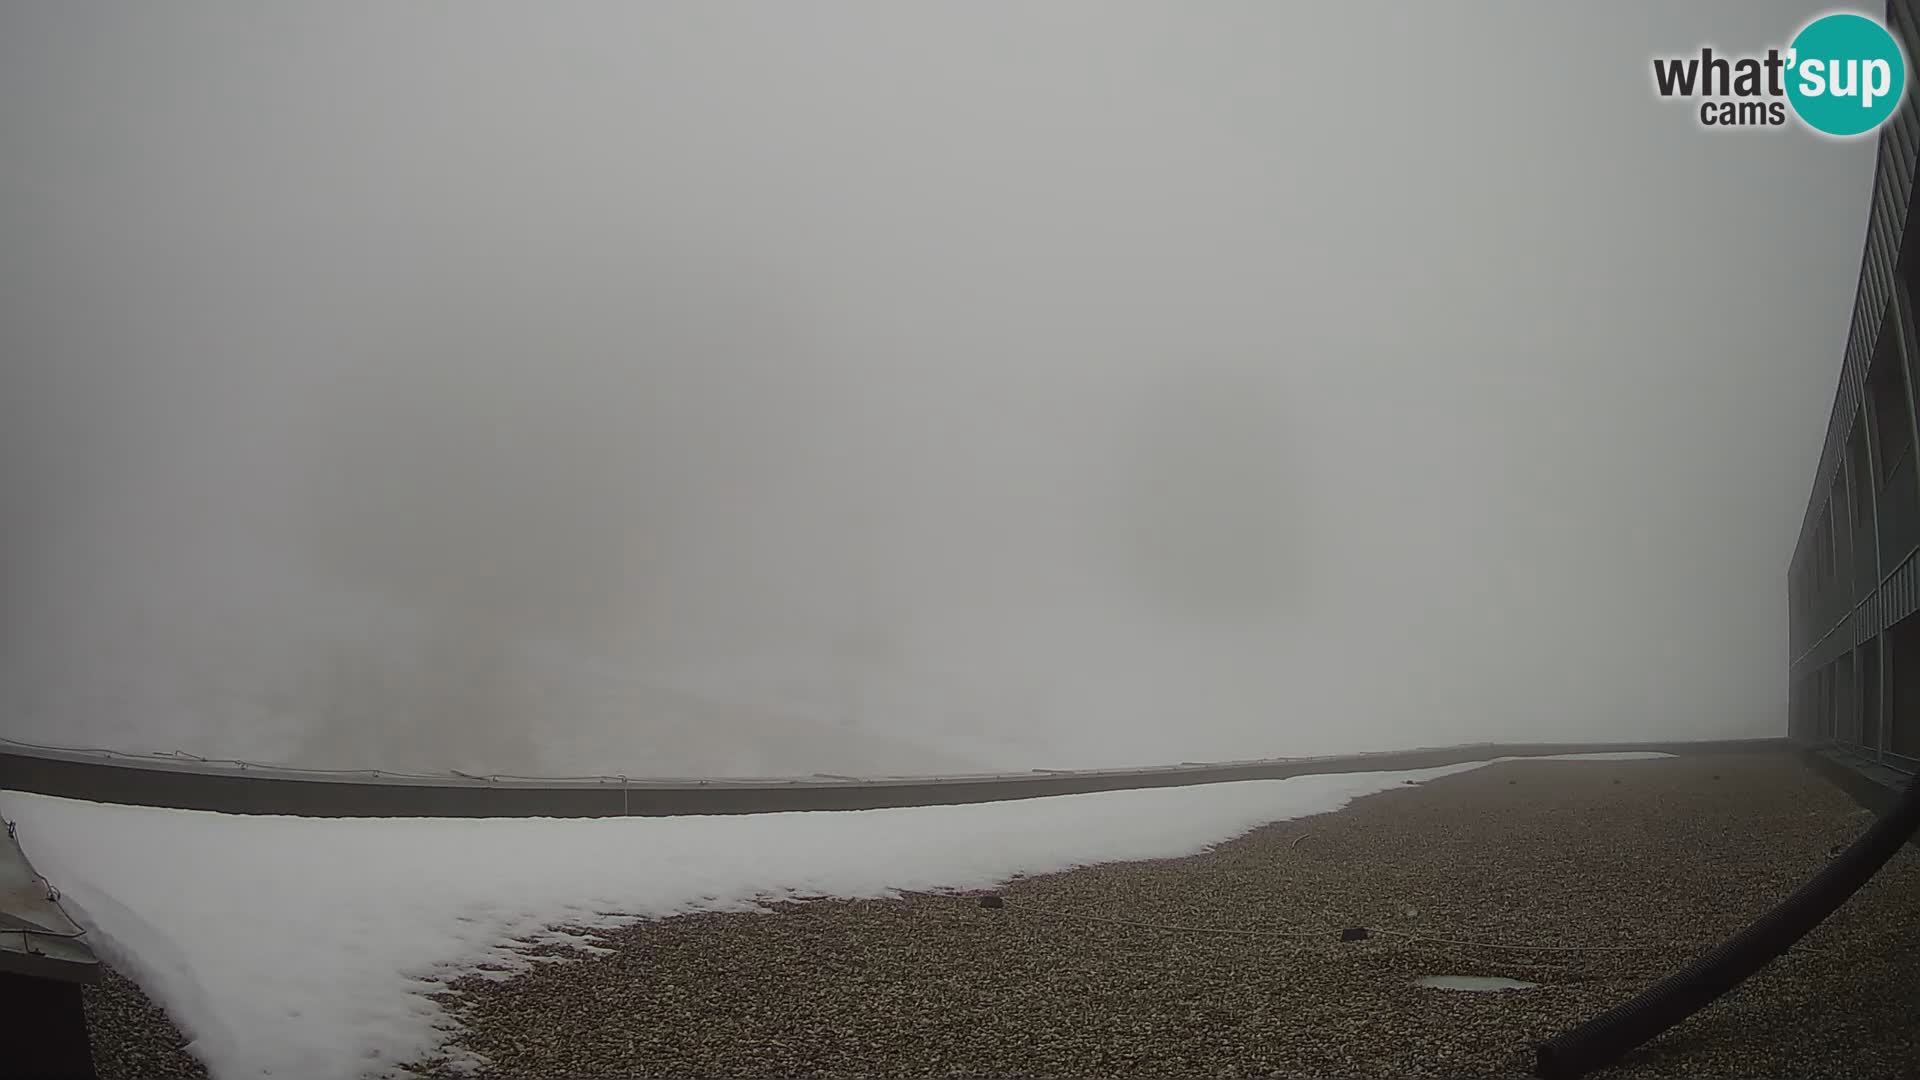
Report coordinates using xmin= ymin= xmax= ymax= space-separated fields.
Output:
xmin=1 ymin=816 xmax=90 ymax=943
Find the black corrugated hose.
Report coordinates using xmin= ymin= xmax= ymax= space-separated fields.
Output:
xmin=1534 ymin=766 xmax=1920 ymax=1079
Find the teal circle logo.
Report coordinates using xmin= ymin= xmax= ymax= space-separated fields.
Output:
xmin=1786 ymin=13 xmax=1907 ymax=137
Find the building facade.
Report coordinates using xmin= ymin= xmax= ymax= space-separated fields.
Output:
xmin=1787 ymin=0 xmax=1920 ymax=773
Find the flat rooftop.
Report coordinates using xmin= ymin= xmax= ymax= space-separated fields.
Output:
xmin=77 ymin=750 xmax=1920 ymax=1079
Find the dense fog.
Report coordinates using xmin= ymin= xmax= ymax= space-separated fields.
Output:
xmin=0 ymin=3 xmax=1880 ymax=776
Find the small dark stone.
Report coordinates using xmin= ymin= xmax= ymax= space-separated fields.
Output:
xmin=979 ymin=895 xmax=1006 ymax=909
xmin=1339 ymin=927 xmax=1371 ymax=942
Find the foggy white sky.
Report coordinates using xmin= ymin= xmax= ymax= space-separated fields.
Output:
xmin=0 ymin=3 xmax=1881 ymax=775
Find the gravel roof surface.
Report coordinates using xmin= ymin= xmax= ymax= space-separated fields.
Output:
xmin=85 ymin=751 xmax=1920 ymax=1078
xmin=84 ymin=965 xmax=208 ymax=1080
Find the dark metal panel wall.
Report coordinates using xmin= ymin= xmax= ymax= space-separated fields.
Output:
xmin=1792 ymin=167 xmax=1919 ymax=646
xmin=1787 ymin=1 xmax=1920 ymax=773
xmin=1877 ymin=454 xmax=1920 ymax=576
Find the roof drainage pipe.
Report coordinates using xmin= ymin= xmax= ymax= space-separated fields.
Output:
xmin=1534 ymin=768 xmax=1920 ymax=1079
